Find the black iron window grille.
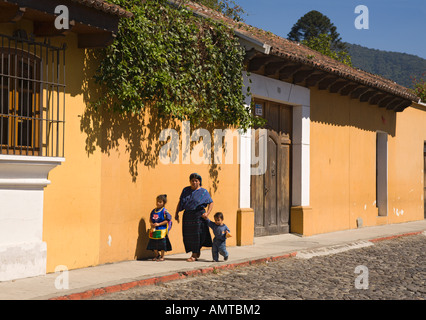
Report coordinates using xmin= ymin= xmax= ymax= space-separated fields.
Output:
xmin=0 ymin=32 xmax=65 ymax=157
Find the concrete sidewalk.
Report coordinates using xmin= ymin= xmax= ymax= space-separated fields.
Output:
xmin=1 ymin=220 xmax=425 ymax=300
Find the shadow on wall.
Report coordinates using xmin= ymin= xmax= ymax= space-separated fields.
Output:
xmin=79 ymin=50 xmax=179 ymax=182
xmin=310 ymin=88 xmax=397 ymax=138
xmin=134 ymin=218 xmax=153 ymax=260
xmin=79 ymin=50 xmax=223 ymax=189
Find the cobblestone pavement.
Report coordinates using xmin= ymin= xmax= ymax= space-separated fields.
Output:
xmin=91 ymin=234 xmax=425 ymax=300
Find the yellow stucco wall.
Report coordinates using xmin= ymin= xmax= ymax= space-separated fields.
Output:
xmin=388 ymin=103 xmax=426 ymax=224
xmin=309 ymin=87 xmax=425 ymax=235
xmin=41 ymin=33 xmax=239 ymax=273
xmin=98 ymin=141 xmax=239 ymax=265
xmin=42 ymin=33 xmax=102 ymax=272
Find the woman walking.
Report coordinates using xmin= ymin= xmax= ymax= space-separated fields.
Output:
xmin=175 ymin=173 xmax=213 ymax=262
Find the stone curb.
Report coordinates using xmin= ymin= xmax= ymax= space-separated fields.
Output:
xmin=367 ymin=231 xmax=423 ymax=242
xmin=49 ymin=252 xmax=297 ymax=300
xmin=49 ymin=231 xmax=424 ymax=300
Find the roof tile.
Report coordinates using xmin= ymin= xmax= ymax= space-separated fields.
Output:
xmin=70 ymin=0 xmax=133 ymax=18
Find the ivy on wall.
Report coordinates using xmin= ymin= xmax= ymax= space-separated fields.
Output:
xmin=93 ymin=0 xmax=263 ymax=130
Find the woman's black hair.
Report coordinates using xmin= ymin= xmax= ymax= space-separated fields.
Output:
xmin=156 ymin=194 xmax=167 ymax=204
xmin=189 ymin=173 xmax=202 ymax=186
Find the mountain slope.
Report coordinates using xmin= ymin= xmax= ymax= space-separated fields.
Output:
xmin=345 ymin=43 xmax=426 ymax=89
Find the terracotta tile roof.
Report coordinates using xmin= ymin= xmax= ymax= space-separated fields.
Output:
xmin=70 ymin=0 xmax=133 ymax=18
xmin=183 ymin=1 xmax=418 ymax=103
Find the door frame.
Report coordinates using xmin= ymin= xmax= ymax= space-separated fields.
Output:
xmin=239 ymin=72 xmax=311 ymax=236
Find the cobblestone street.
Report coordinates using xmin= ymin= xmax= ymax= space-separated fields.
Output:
xmin=91 ymin=234 xmax=425 ymax=300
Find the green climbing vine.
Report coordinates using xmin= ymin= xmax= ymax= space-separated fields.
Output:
xmin=93 ymin=0 xmax=262 ymax=130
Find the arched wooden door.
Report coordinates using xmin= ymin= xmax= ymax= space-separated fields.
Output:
xmin=251 ymin=99 xmax=292 ymax=236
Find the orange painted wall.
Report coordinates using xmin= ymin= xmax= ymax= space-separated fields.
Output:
xmin=310 ymin=87 xmax=425 ymax=235
xmin=388 ymin=103 xmax=426 ymax=223
xmin=98 ymin=132 xmax=240 ymax=265
xmin=42 ymin=33 xmax=102 ymax=272
xmin=42 ymin=33 xmax=239 ymax=273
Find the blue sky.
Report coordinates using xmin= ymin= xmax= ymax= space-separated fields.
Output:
xmin=233 ymin=0 xmax=426 ymax=59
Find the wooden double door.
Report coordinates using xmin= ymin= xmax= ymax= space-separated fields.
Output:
xmin=251 ymin=99 xmax=292 ymax=236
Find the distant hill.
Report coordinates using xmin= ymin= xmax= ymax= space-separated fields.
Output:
xmin=345 ymin=43 xmax=426 ymax=89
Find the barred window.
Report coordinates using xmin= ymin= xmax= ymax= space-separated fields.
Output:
xmin=0 ymin=33 xmax=65 ymax=157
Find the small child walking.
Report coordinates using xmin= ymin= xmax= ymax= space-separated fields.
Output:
xmin=205 ymin=212 xmax=231 ymax=262
xmin=146 ymin=194 xmax=172 ymax=261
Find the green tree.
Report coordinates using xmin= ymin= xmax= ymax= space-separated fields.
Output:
xmin=288 ymin=10 xmax=346 ymax=51
xmin=302 ymin=34 xmax=352 ymax=67
xmin=92 ymin=0 xmax=261 ymax=130
xmin=411 ymin=73 xmax=426 ymax=103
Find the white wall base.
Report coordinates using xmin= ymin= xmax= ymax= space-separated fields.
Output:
xmin=0 ymin=155 xmax=63 ymax=281
xmin=0 ymin=241 xmax=47 ymax=282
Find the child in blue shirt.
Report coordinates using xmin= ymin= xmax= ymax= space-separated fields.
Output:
xmin=146 ymin=194 xmax=172 ymax=261
xmin=205 ymin=212 xmax=231 ymax=262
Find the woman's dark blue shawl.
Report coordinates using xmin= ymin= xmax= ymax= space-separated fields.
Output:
xmin=178 ymin=187 xmax=213 ymax=212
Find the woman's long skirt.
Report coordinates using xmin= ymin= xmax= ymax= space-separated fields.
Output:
xmin=182 ymin=209 xmax=212 ymax=254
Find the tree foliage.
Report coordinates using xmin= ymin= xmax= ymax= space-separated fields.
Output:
xmin=192 ymin=0 xmax=246 ymax=21
xmin=288 ymin=10 xmax=352 ymax=66
xmin=92 ymin=0 xmax=261 ymax=130
xmin=302 ymin=34 xmax=352 ymax=67
xmin=411 ymin=73 xmax=426 ymax=103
